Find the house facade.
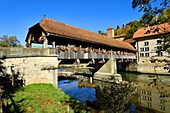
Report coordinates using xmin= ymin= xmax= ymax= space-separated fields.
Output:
xmin=133 ymin=23 xmax=170 ymax=73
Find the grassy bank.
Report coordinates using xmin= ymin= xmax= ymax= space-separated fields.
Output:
xmin=5 ymin=84 xmax=97 ymax=113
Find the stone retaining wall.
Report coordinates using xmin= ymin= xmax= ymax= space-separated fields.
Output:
xmin=0 ymin=47 xmax=59 ymax=86
xmin=137 ymin=63 xmax=169 ymax=74
xmin=0 ymin=47 xmax=49 ymax=58
xmin=3 ymin=56 xmax=59 ymax=86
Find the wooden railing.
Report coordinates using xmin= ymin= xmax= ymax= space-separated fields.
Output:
xmin=49 ymin=48 xmax=136 ymax=60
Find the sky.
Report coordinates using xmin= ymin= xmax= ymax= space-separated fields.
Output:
xmin=0 ymin=0 xmax=143 ymax=45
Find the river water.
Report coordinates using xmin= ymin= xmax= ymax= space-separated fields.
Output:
xmin=58 ymin=71 xmax=170 ymax=113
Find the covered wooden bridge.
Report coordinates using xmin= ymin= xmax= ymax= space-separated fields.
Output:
xmin=25 ymin=17 xmax=136 ymax=60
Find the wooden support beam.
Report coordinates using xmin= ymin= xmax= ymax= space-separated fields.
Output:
xmin=26 ymin=32 xmax=32 ymax=48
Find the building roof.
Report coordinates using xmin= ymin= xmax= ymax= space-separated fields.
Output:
xmin=113 ymin=34 xmax=126 ymax=39
xmin=133 ymin=23 xmax=170 ymax=39
xmin=36 ymin=18 xmax=136 ymax=51
xmin=124 ymin=38 xmax=136 ymax=44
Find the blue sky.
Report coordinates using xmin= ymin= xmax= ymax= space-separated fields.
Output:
xmin=0 ymin=0 xmax=143 ymax=45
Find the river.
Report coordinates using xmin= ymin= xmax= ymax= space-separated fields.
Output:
xmin=58 ymin=71 xmax=170 ymax=113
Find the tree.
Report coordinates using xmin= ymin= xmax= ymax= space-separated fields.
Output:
xmin=115 ymin=28 xmax=125 ymax=36
xmin=0 ymin=35 xmax=22 ymax=47
xmin=126 ymin=20 xmax=143 ymax=38
xmin=159 ymin=6 xmax=170 ymax=23
xmin=98 ymin=30 xmax=106 ymax=36
xmin=132 ymin=0 xmax=170 ymax=25
xmin=116 ymin=25 xmax=120 ymax=30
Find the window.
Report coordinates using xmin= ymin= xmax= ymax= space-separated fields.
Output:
xmin=160 ymin=105 xmax=165 ymax=111
xmin=157 ymin=46 xmax=163 ymax=51
xmin=145 ymin=30 xmax=150 ymax=34
xmin=159 ymin=92 xmax=165 ymax=98
xmin=157 ymin=51 xmax=163 ymax=56
xmin=154 ymin=29 xmax=159 ymax=33
xmin=141 ymin=90 xmax=146 ymax=94
xmin=141 ymin=90 xmax=151 ymax=95
xmin=157 ymin=40 xmax=162 ymax=45
xmin=140 ymin=53 xmax=144 ymax=57
xmin=160 ymin=99 xmax=166 ymax=104
xmin=147 ymin=91 xmax=151 ymax=95
xmin=145 ymin=47 xmax=149 ymax=51
xmin=142 ymin=96 xmax=146 ymax=100
xmin=147 ymin=102 xmax=152 ymax=108
xmin=140 ymin=48 xmax=144 ymax=52
xmin=145 ymin=53 xmax=150 ymax=57
xmin=147 ymin=97 xmax=152 ymax=101
xmin=144 ymin=41 xmax=149 ymax=46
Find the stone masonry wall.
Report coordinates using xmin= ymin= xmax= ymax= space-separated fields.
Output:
xmin=3 ymin=56 xmax=59 ymax=86
xmin=137 ymin=63 xmax=169 ymax=74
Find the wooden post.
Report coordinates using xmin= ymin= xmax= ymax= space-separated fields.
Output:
xmin=12 ymin=72 xmax=15 ymax=87
xmin=26 ymin=32 xmax=32 ymax=48
xmin=43 ymin=36 xmax=48 ymax=48
xmin=53 ymin=69 xmax=58 ymax=88
xmin=52 ymin=41 xmax=56 ymax=54
xmin=0 ymin=86 xmax=4 ymax=113
xmin=11 ymin=64 xmax=15 ymax=87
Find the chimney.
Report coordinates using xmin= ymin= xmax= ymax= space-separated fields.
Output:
xmin=107 ymin=26 xmax=115 ymax=38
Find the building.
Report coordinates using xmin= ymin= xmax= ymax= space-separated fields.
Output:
xmin=133 ymin=23 xmax=170 ymax=73
xmin=124 ymin=37 xmax=136 ymax=48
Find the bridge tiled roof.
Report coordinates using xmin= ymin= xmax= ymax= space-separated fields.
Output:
xmin=39 ymin=18 xmax=136 ymax=51
xmin=133 ymin=23 xmax=170 ymax=39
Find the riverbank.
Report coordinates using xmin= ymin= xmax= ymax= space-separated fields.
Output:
xmin=4 ymin=84 xmax=97 ymax=113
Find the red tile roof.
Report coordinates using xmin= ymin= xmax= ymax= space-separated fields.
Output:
xmin=113 ymin=34 xmax=126 ymax=39
xmin=39 ymin=18 xmax=136 ymax=51
xmin=124 ymin=38 xmax=136 ymax=44
xmin=133 ymin=23 xmax=170 ymax=39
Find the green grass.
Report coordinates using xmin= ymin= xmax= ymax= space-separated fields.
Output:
xmin=6 ymin=84 xmax=98 ymax=113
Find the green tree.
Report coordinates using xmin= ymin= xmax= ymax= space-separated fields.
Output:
xmin=126 ymin=20 xmax=143 ymax=38
xmin=132 ymin=0 xmax=170 ymax=18
xmin=0 ymin=35 xmax=22 ymax=47
xmin=159 ymin=6 xmax=170 ymax=23
xmin=116 ymin=25 xmax=120 ymax=30
xmin=98 ymin=30 xmax=106 ymax=35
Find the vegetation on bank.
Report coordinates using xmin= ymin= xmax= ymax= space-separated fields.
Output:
xmin=5 ymin=84 xmax=97 ymax=113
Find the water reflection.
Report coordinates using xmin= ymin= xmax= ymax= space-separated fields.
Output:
xmin=58 ymin=73 xmax=170 ymax=112
xmin=58 ymin=79 xmax=96 ymax=104
xmin=121 ymin=72 xmax=170 ymax=113
xmin=87 ymin=80 xmax=136 ymax=112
